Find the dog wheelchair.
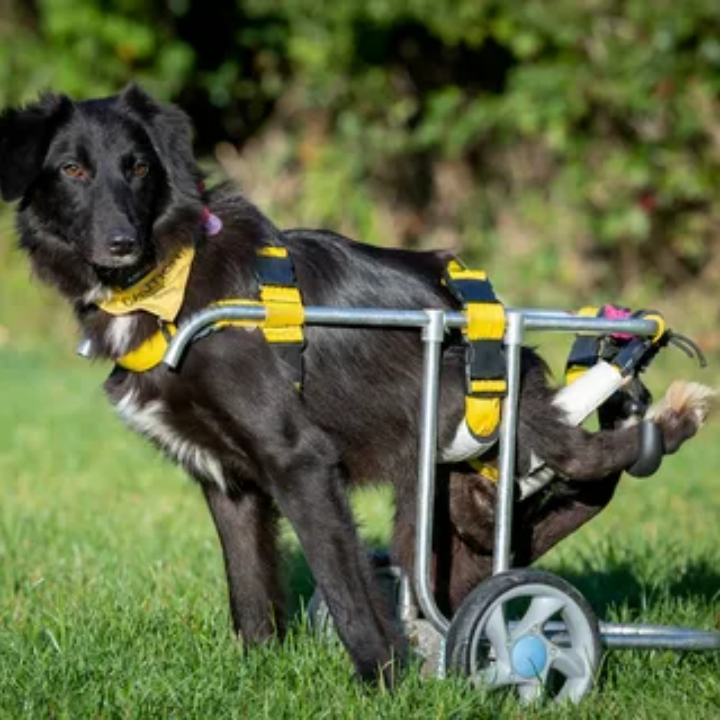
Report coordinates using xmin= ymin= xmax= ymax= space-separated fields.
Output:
xmin=161 ymin=301 xmax=720 ymax=703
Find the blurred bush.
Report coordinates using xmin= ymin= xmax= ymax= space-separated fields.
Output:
xmin=2 ymin=0 xmax=720 ymax=347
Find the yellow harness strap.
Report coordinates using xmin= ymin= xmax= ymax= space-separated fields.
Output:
xmin=213 ymin=294 xmax=305 ymax=344
xmin=117 ymin=323 xmax=178 ymax=372
xmin=213 ymin=245 xmax=305 ymax=387
xmin=467 ymin=458 xmax=500 ymax=483
xmin=114 ymin=244 xmax=305 ymax=383
xmin=444 ymin=258 xmax=507 ymax=441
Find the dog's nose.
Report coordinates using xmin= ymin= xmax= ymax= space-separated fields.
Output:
xmin=108 ymin=232 xmax=138 ymax=257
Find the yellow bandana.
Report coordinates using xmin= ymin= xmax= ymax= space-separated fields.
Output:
xmin=98 ymin=247 xmax=195 ymax=322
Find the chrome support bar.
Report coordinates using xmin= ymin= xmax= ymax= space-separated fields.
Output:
xmin=600 ymin=622 xmax=720 ymax=651
xmin=162 ymin=305 xmax=662 ymax=370
xmin=493 ymin=311 xmax=524 ymax=574
xmin=413 ymin=310 xmax=450 ymax=634
xmin=540 ymin=621 xmax=720 ymax=651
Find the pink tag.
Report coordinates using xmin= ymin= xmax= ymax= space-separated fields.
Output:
xmin=602 ymin=304 xmax=632 ymax=340
xmin=203 ymin=211 xmax=223 ymax=236
xmin=201 ymin=207 xmax=223 ymax=236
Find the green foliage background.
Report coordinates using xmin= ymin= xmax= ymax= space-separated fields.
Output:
xmin=2 ymin=4 xmax=720 ymax=714
xmin=1 ymin=0 xmax=719 ymax=344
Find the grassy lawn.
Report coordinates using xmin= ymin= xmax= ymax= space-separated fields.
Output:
xmin=1 ymin=340 xmax=719 ymax=718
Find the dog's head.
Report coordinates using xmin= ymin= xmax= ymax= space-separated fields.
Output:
xmin=0 ymin=85 xmax=203 ymax=289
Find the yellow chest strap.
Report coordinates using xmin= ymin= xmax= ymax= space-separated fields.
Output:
xmin=110 ymin=245 xmax=305 ymax=385
xmin=443 ymin=258 xmax=507 ymax=441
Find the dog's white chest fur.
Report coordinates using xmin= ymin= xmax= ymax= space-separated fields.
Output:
xmin=115 ymin=391 xmax=226 ymax=490
xmin=106 ymin=315 xmax=138 ymax=357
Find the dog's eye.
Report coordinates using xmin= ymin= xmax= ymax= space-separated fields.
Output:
xmin=62 ymin=163 xmax=86 ymax=179
xmin=133 ymin=161 xmax=149 ymax=178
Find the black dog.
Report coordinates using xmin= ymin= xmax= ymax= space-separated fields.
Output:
xmin=0 ymin=86 xmax=712 ymax=684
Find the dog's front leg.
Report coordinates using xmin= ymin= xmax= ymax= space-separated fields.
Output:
xmin=518 ymin=361 xmax=714 ymax=481
xmin=202 ymin=482 xmax=285 ymax=644
xmin=192 ymin=339 xmax=404 ymax=685
xmin=263 ymin=426 xmax=404 ymax=685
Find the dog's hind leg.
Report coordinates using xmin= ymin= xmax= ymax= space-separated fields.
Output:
xmin=202 ymin=482 xmax=285 ymax=644
xmin=444 ymin=470 xmax=621 ymax=610
xmin=511 ymin=477 xmax=620 ymax=566
xmin=519 ymin=362 xmax=715 ymax=481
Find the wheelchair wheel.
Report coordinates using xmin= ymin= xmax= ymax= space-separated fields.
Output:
xmin=445 ymin=569 xmax=602 ymax=703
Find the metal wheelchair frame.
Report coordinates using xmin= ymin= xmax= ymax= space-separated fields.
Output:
xmin=163 ymin=304 xmax=720 ymax=681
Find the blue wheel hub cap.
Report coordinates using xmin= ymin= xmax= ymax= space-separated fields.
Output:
xmin=511 ymin=635 xmax=548 ymax=678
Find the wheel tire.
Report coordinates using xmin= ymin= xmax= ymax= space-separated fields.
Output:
xmin=445 ymin=568 xmax=603 ymax=703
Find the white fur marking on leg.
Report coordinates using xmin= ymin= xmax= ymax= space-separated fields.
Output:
xmin=116 ymin=391 xmax=227 ymax=490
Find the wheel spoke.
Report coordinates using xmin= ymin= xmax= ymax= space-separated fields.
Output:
xmin=512 ymin=595 xmax=566 ymax=640
xmin=549 ymin=645 xmax=586 ymax=679
xmin=474 ymin=662 xmax=515 ymax=688
xmin=484 ymin=604 xmax=511 ymax=666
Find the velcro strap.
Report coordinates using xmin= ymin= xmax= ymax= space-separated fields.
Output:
xmin=260 ymin=285 xmax=306 ymax=327
xmin=468 ymin=340 xmax=506 ymax=381
xmin=444 ymin=257 xmax=506 ymax=441
xmin=465 ymin=301 xmax=505 ymax=342
xmin=612 ymin=337 xmax=653 ymax=376
xmin=212 ymin=298 xmax=305 ymax=343
xmin=469 ymin=379 xmax=507 ymax=396
xmin=216 ymin=244 xmax=306 ymax=389
xmin=607 ymin=311 xmax=667 ymax=376
xmin=255 ymin=246 xmax=297 ymax=286
xmin=466 ymin=396 xmax=502 ymax=439
xmin=264 ymin=326 xmax=304 ymax=344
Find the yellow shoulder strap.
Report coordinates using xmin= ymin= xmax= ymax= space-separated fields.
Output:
xmin=444 ymin=258 xmax=506 ymax=441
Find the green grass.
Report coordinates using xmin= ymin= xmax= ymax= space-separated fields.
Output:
xmin=1 ymin=341 xmax=720 ymax=718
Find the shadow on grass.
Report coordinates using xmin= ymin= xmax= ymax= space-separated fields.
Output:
xmin=285 ymin=537 xmax=720 ymax=627
xmin=544 ymin=555 xmax=720 ymax=621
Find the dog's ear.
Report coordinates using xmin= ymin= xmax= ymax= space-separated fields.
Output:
xmin=0 ymin=94 xmax=72 ymax=203
xmin=118 ymin=84 xmax=202 ymax=208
